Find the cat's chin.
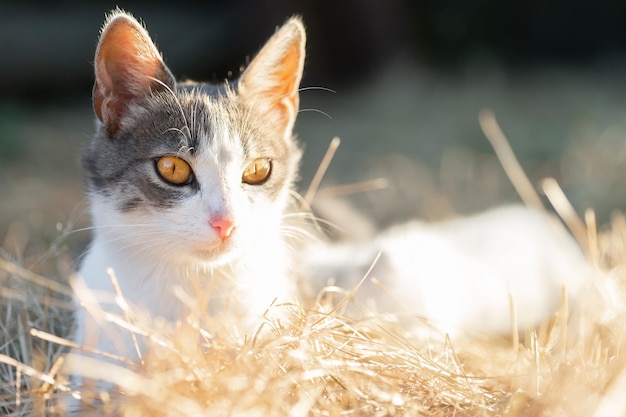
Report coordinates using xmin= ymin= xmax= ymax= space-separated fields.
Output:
xmin=188 ymin=241 xmax=243 ymax=266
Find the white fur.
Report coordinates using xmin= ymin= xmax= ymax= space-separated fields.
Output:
xmin=74 ymin=126 xmax=295 ymax=360
xmin=71 ymin=13 xmax=306 ymax=374
xmin=300 ymin=206 xmax=592 ymax=336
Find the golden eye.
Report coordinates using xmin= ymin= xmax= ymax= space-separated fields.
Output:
xmin=156 ymin=156 xmax=192 ymax=185
xmin=242 ymin=158 xmax=271 ymax=185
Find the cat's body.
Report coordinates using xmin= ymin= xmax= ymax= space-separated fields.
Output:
xmin=300 ymin=205 xmax=590 ymax=335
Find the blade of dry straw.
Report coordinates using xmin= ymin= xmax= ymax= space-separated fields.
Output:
xmin=0 ymin=257 xmax=72 ymax=297
xmin=508 ymin=292 xmax=519 ymax=353
xmin=585 ymin=208 xmax=600 ymax=264
xmin=558 ymin=285 xmax=568 ymax=358
xmin=540 ymin=178 xmax=587 ymax=249
xmin=312 ymin=251 xmax=382 ymax=327
xmin=30 ymin=328 xmax=136 ymax=366
xmin=0 ymin=353 xmax=71 ymax=392
xmin=317 ymin=178 xmax=389 ymax=198
xmin=108 ymin=268 xmax=143 ymax=363
xmin=39 ymin=354 xmax=66 ymax=395
xmin=478 ymin=109 xmax=544 ymax=210
xmin=301 ymin=136 xmax=341 ymax=210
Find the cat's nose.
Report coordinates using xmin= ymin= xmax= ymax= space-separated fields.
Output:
xmin=211 ymin=218 xmax=236 ymax=240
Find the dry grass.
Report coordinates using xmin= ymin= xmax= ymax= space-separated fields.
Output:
xmin=0 ymin=205 xmax=625 ymax=416
xmin=0 ymin=224 xmax=75 ymax=416
xmin=2 ymin=122 xmax=626 ymax=416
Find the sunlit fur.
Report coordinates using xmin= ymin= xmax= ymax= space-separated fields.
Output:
xmin=75 ymin=11 xmax=305 ymax=360
xmin=300 ymin=205 xmax=591 ymax=336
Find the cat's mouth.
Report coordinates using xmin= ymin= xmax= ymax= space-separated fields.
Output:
xmin=190 ymin=238 xmax=240 ymax=264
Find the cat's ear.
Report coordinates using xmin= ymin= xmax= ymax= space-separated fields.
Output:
xmin=93 ymin=11 xmax=175 ymax=134
xmin=238 ymin=17 xmax=305 ymax=141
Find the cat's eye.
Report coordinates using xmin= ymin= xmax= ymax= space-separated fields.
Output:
xmin=242 ymin=158 xmax=271 ymax=185
xmin=156 ymin=156 xmax=193 ymax=185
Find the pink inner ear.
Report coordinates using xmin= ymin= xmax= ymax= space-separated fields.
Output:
xmin=271 ymin=41 xmax=302 ymax=113
xmin=93 ymin=16 xmax=172 ymax=132
xmin=252 ymin=39 xmax=303 ymax=134
xmin=239 ymin=20 xmax=305 ymax=137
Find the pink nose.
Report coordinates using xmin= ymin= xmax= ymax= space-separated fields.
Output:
xmin=211 ymin=218 xmax=236 ymax=240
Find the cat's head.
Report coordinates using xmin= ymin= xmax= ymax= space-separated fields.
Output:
xmin=83 ymin=10 xmax=305 ymax=266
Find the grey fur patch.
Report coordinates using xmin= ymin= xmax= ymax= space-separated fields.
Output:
xmin=82 ymin=81 xmax=302 ymax=212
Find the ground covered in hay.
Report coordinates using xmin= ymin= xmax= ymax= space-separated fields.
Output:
xmin=1 ymin=206 xmax=626 ymax=417
xmin=2 ymin=61 xmax=626 ymax=417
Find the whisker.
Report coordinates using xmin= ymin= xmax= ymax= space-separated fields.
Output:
xmin=280 ymin=229 xmax=318 ymax=245
xmin=162 ymin=127 xmax=187 ymax=137
xmin=298 ymin=86 xmax=336 ymax=94
xmin=285 ymin=191 xmax=334 ymax=235
xmin=97 ymin=232 xmax=167 ymax=249
xmin=191 ymin=90 xmax=200 ymax=141
xmin=65 ymin=224 xmax=156 ymax=235
xmin=148 ymin=76 xmax=191 ymax=141
xmin=108 ymin=237 xmax=172 ymax=260
xmin=283 ymin=214 xmax=340 ymax=234
xmin=298 ymin=108 xmax=332 ymax=120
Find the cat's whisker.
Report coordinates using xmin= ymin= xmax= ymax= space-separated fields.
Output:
xmin=286 ymin=191 xmax=342 ymax=236
xmin=110 ymin=238 xmax=175 ymax=262
xmin=70 ymin=228 xmax=161 ymax=250
xmin=282 ymin=202 xmax=338 ymax=237
xmin=162 ymin=127 xmax=187 ymax=137
xmin=176 ymin=144 xmax=195 ymax=158
xmin=280 ymin=225 xmax=320 ymax=244
xmin=95 ymin=228 xmax=169 ymax=248
xmin=284 ymin=215 xmax=341 ymax=237
xmin=283 ymin=213 xmax=337 ymax=235
xmin=283 ymin=223 xmax=314 ymax=240
xmin=280 ymin=233 xmax=312 ymax=247
xmin=65 ymin=195 xmax=92 ymax=225
xmin=288 ymin=190 xmax=311 ymax=210
xmin=106 ymin=239 xmax=162 ymax=257
xmin=30 ymin=220 xmax=160 ymax=268
xmin=102 ymin=229 xmax=171 ymax=243
xmin=190 ymin=94 xmax=200 ymax=144
xmin=281 ymin=209 xmax=324 ymax=221
xmin=148 ymin=76 xmax=192 ymax=141
xmin=31 ymin=197 xmax=91 ymax=261
xmin=298 ymin=86 xmax=336 ymax=94
xmin=65 ymin=224 xmax=157 ymax=236
xmin=298 ymin=108 xmax=332 ymax=120
xmin=161 ymin=127 xmax=194 ymax=157
xmin=98 ymin=235 xmax=165 ymax=253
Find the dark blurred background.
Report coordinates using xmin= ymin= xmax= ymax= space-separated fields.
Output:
xmin=2 ymin=1 xmax=626 ymax=251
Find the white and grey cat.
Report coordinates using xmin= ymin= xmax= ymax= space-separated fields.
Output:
xmin=73 ymin=10 xmax=591 ymax=365
xmin=74 ymin=10 xmax=305 ymax=358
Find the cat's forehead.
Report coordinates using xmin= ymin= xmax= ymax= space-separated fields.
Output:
xmin=125 ymin=84 xmax=263 ymax=158
xmin=184 ymin=86 xmax=289 ymax=161
xmin=174 ymin=86 xmax=245 ymax=155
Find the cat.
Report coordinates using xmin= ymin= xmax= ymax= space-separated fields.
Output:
xmin=70 ymin=9 xmax=592 ymax=371
xmin=71 ymin=9 xmax=306 ymax=362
